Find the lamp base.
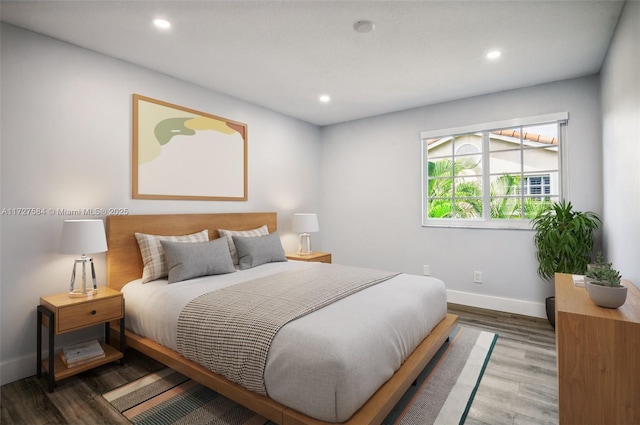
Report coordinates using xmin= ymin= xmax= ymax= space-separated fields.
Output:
xmin=69 ymin=289 xmax=96 ymax=298
xmin=68 ymin=256 xmax=98 ymax=298
xmin=297 ymin=233 xmax=312 ymax=255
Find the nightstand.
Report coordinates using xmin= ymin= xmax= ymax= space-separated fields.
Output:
xmin=37 ymin=287 xmax=125 ymax=392
xmin=286 ymin=252 xmax=332 ymax=264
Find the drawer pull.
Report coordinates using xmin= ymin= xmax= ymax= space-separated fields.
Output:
xmin=91 ymin=310 xmax=97 ymax=315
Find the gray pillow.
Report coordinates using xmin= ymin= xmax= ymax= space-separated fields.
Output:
xmin=161 ymin=238 xmax=235 ymax=284
xmin=232 ymin=232 xmax=286 ymax=270
xmin=217 ymin=225 xmax=269 ymax=266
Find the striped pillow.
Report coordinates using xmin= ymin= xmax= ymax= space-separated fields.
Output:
xmin=135 ymin=229 xmax=209 ymax=283
xmin=217 ymin=225 xmax=269 ymax=266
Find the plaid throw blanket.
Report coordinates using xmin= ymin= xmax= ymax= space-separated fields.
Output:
xmin=176 ymin=264 xmax=399 ymax=395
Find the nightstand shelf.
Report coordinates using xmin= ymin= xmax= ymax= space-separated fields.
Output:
xmin=286 ymin=252 xmax=332 ymax=263
xmin=37 ymin=287 xmax=125 ymax=392
xmin=42 ymin=342 xmax=123 ymax=381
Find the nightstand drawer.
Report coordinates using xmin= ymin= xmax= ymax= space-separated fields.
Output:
xmin=57 ymin=297 xmax=123 ymax=333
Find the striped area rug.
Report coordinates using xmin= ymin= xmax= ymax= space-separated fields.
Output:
xmin=102 ymin=327 xmax=497 ymax=425
xmin=383 ymin=326 xmax=497 ymax=425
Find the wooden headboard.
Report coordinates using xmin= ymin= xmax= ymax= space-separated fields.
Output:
xmin=106 ymin=212 xmax=277 ymax=291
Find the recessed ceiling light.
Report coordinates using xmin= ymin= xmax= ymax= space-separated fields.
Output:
xmin=353 ymin=20 xmax=375 ymax=33
xmin=319 ymin=94 xmax=331 ymax=103
xmin=153 ymin=18 xmax=171 ymax=29
xmin=486 ymin=50 xmax=502 ymax=59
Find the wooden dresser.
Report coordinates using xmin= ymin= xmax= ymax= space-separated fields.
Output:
xmin=555 ymin=273 xmax=640 ymax=425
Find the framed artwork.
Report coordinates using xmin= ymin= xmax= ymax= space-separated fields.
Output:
xmin=132 ymin=94 xmax=248 ymax=201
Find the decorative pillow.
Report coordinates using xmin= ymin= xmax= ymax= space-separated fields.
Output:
xmin=217 ymin=225 xmax=269 ymax=266
xmin=233 ymin=232 xmax=287 ymax=270
xmin=135 ymin=229 xmax=209 ymax=283
xmin=161 ymin=238 xmax=235 ymax=284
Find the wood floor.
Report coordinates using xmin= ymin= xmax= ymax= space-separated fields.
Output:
xmin=1 ymin=304 xmax=557 ymax=425
xmin=449 ymin=304 xmax=558 ymax=425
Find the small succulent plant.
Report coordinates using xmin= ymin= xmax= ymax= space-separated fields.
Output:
xmin=585 ymin=252 xmax=622 ymax=287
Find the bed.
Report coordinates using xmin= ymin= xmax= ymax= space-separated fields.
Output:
xmin=106 ymin=212 xmax=458 ymax=425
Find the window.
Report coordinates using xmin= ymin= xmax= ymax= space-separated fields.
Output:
xmin=524 ymin=175 xmax=551 ymax=198
xmin=421 ymin=113 xmax=567 ymax=229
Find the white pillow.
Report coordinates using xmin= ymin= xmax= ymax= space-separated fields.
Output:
xmin=217 ymin=225 xmax=269 ymax=266
xmin=135 ymin=229 xmax=209 ymax=283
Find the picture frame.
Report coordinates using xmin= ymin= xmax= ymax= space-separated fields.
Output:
xmin=132 ymin=94 xmax=248 ymax=201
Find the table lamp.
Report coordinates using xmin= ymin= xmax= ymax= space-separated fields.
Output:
xmin=292 ymin=213 xmax=319 ymax=255
xmin=59 ymin=219 xmax=108 ymax=297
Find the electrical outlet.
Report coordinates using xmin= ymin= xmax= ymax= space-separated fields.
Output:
xmin=423 ymin=265 xmax=431 ymax=276
xmin=474 ymin=271 xmax=482 ymax=283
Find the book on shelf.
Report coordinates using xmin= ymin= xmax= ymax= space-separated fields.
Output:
xmin=58 ymin=350 xmax=105 ymax=367
xmin=60 ymin=339 xmax=105 ymax=367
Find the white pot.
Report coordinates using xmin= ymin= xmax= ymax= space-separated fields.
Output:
xmin=585 ymin=281 xmax=628 ymax=309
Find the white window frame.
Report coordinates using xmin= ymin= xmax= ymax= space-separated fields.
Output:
xmin=421 ymin=112 xmax=569 ymax=229
xmin=524 ymin=175 xmax=551 ymax=197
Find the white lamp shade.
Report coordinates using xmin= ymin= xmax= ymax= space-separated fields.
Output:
xmin=292 ymin=213 xmax=319 ymax=233
xmin=59 ymin=219 xmax=108 ymax=254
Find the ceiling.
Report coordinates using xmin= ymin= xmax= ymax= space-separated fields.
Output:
xmin=0 ymin=1 xmax=625 ymax=126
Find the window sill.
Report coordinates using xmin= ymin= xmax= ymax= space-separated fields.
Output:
xmin=422 ymin=219 xmax=535 ymax=230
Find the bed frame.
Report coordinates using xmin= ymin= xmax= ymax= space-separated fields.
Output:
xmin=105 ymin=212 xmax=458 ymax=425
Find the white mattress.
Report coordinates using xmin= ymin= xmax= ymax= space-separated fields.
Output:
xmin=122 ymin=261 xmax=447 ymax=422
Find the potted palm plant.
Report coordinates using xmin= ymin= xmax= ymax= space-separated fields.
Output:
xmin=531 ymin=200 xmax=601 ymax=328
xmin=584 ymin=253 xmax=626 ymax=308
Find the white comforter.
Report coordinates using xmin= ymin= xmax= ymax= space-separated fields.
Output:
xmin=122 ymin=261 xmax=447 ymax=422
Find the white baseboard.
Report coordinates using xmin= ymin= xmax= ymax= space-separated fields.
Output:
xmin=1 ymin=353 xmax=37 ymax=386
xmin=447 ymin=289 xmax=547 ymax=319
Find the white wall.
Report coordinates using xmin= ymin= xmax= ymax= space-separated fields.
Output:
xmin=601 ymin=0 xmax=640 ymax=287
xmin=320 ymin=76 xmax=603 ymax=317
xmin=0 ymin=23 xmax=322 ymax=385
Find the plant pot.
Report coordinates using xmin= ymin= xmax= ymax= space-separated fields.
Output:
xmin=585 ymin=281 xmax=628 ymax=309
xmin=545 ymin=296 xmax=555 ymax=329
